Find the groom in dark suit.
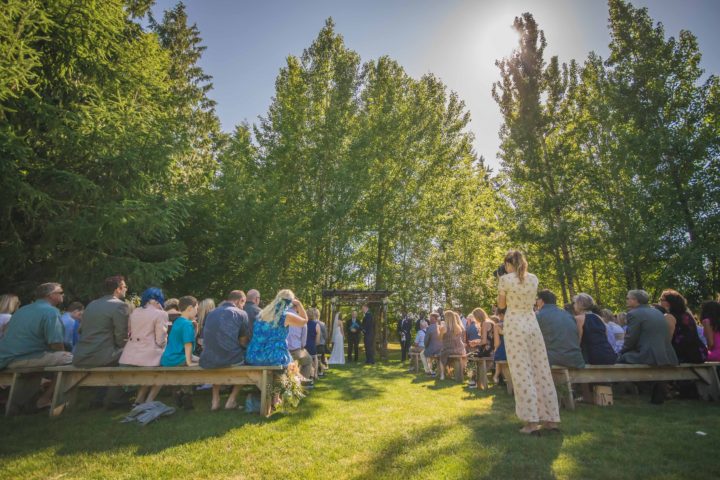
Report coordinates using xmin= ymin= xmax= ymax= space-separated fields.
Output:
xmin=361 ymin=304 xmax=375 ymax=364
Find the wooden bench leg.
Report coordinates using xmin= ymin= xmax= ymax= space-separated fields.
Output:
xmin=259 ymin=369 xmax=271 ymax=417
xmin=6 ymin=372 xmax=43 ymax=416
xmin=563 ymin=370 xmax=575 ymax=411
xmin=50 ymin=371 xmax=85 ymax=417
xmin=454 ymin=359 xmax=464 ymax=382
xmin=479 ymin=359 xmax=488 ymax=390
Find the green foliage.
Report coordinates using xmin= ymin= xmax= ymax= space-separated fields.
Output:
xmin=1 ymin=0 xmax=716 ymax=312
xmin=494 ymin=1 xmax=720 ymax=308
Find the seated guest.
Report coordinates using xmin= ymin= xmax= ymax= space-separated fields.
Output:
xmin=244 ymin=289 xmax=261 ymax=341
xmin=492 ymin=313 xmax=507 ymax=383
xmin=470 ymin=308 xmax=495 ymax=357
xmin=194 ymin=298 xmax=215 ymax=356
xmin=701 ymin=301 xmax=720 ymax=362
xmin=73 ymin=275 xmax=130 ymax=408
xmin=161 ymin=296 xmax=199 ymax=409
xmin=200 ymin=290 xmax=250 ymax=410
xmin=465 ymin=313 xmax=479 ymax=353
xmin=410 ymin=320 xmax=429 ymax=373
xmin=573 ymin=293 xmax=616 ymax=365
xmin=0 ymin=293 xmax=21 ymax=339
xmin=619 ymin=290 xmax=678 ymax=366
xmin=164 ymin=298 xmax=181 ymax=334
xmin=660 ymin=289 xmax=707 ymax=364
xmin=535 ymin=289 xmax=585 ymax=368
xmin=118 ymin=288 xmax=169 ymax=404
xmin=60 ymin=302 xmax=84 ymax=352
xmin=0 ymin=283 xmax=72 ymax=410
xmin=438 ymin=311 xmax=466 ymax=380
xmin=423 ymin=313 xmax=443 ymax=376
xmin=287 ymin=321 xmax=313 ymax=382
xmin=616 ymin=312 xmax=627 ymax=332
xmin=245 ymin=289 xmax=309 ymax=367
xmin=600 ymin=309 xmax=625 ymax=354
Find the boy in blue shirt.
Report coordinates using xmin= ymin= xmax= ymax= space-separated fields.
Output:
xmin=161 ymin=296 xmax=198 ymax=409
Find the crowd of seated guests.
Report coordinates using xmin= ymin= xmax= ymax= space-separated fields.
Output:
xmin=0 ymin=277 xmax=321 ymax=414
xmin=404 ymin=287 xmax=719 ymax=404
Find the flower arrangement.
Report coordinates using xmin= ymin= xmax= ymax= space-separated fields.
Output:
xmin=271 ymin=362 xmax=305 ymax=412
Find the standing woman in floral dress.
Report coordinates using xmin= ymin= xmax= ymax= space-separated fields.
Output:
xmin=497 ymin=250 xmax=560 ymax=435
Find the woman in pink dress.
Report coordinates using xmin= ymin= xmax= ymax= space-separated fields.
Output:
xmin=119 ymin=288 xmax=169 ymax=404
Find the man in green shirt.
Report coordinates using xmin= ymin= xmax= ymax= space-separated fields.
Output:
xmin=0 ymin=282 xmax=73 ymax=410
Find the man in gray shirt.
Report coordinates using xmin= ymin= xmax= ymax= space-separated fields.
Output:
xmin=535 ymin=289 xmax=585 ymax=368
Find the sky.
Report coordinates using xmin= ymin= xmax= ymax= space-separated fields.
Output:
xmin=151 ymin=0 xmax=720 ymax=172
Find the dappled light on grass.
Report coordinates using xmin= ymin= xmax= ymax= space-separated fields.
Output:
xmin=2 ymin=347 xmax=720 ymax=478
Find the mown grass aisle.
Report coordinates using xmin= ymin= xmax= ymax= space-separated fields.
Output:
xmin=1 ymin=346 xmax=719 ymax=479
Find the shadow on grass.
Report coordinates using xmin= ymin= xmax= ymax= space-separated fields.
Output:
xmin=0 ymin=385 xmax=321 ymax=458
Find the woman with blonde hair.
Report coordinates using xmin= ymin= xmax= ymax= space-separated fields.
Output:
xmin=194 ymin=298 xmax=216 ymax=355
xmin=469 ymin=307 xmax=495 ymax=357
xmin=497 ymin=250 xmax=560 ymax=434
xmin=438 ymin=311 xmax=467 ymax=380
xmin=245 ymin=289 xmax=308 ymax=366
xmin=0 ymin=294 xmax=20 ymax=339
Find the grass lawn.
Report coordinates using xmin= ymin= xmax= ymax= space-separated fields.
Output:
xmin=1 ymin=343 xmax=719 ymax=479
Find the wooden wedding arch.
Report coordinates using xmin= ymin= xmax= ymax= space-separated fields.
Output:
xmin=321 ymin=289 xmax=392 ymax=361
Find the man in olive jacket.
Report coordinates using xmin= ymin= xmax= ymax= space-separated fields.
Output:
xmin=73 ymin=275 xmax=130 ymax=407
xmin=73 ymin=275 xmax=130 ymax=367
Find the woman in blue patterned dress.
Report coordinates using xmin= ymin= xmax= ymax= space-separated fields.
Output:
xmin=246 ymin=289 xmax=308 ymax=366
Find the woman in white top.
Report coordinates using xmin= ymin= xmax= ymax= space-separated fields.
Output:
xmin=328 ymin=313 xmax=345 ymax=365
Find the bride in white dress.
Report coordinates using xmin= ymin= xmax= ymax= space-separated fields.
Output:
xmin=328 ymin=313 xmax=345 ymax=365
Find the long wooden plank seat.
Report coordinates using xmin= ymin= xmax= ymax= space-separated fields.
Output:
xmin=44 ymin=365 xmax=284 ymax=418
xmin=496 ymin=361 xmax=720 ymax=410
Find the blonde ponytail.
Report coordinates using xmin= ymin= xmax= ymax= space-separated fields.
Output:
xmin=504 ymin=250 xmax=528 ymax=283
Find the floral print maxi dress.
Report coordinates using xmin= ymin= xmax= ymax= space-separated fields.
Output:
xmin=499 ymin=272 xmax=560 ymax=423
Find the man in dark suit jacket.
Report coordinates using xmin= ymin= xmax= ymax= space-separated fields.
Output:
xmin=619 ymin=290 xmax=678 ymax=366
xmin=361 ymin=304 xmax=375 ymax=364
xmin=398 ymin=313 xmax=413 ymax=362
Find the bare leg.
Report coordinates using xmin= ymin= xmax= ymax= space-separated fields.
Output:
xmin=224 ymin=386 xmax=242 ymax=409
xmin=145 ymin=385 xmax=162 ymax=403
xmin=211 ymin=385 xmax=221 ymax=411
xmin=439 ymin=360 xmax=446 ymax=380
xmin=135 ymin=386 xmax=149 ymax=404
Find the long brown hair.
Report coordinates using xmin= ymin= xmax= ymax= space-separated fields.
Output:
xmin=504 ymin=250 xmax=528 ymax=283
xmin=472 ymin=307 xmax=488 ymax=324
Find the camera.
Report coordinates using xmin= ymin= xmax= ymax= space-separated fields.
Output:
xmin=494 ymin=264 xmax=507 ymax=278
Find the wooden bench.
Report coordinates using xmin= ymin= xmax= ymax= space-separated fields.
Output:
xmin=497 ymin=361 xmax=720 ymax=410
xmin=3 ymin=368 xmax=49 ymax=416
xmin=468 ymin=356 xmax=494 ymax=390
xmin=44 ymin=365 xmax=284 ymax=417
xmin=409 ymin=351 xmax=423 ymax=373
xmin=443 ymin=355 xmax=467 ymax=382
